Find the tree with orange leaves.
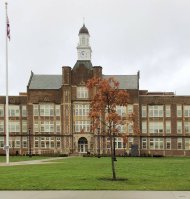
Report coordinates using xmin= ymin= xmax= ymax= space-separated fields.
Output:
xmin=87 ymin=77 xmax=132 ymax=180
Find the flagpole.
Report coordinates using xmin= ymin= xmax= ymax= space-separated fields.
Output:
xmin=5 ymin=2 xmax=9 ymax=164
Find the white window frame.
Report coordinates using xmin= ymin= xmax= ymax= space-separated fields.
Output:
xmin=177 ymin=121 xmax=182 ymax=134
xmin=114 ymin=137 xmax=123 ymax=149
xmin=77 ymin=87 xmax=89 ymax=99
xmin=165 ymin=121 xmax=171 ymax=134
xmin=177 ymin=138 xmax=183 ymax=150
xmin=9 ymin=105 xmax=20 ymax=117
xmin=184 ymin=105 xmax=190 ymax=117
xmin=177 ymin=105 xmax=182 ymax=117
xmin=185 ymin=138 xmax=190 ymax=150
xmin=141 ymin=105 xmax=147 ymax=118
xmin=148 ymin=105 xmax=163 ymax=117
xmin=149 ymin=138 xmax=164 ymax=150
xmin=116 ymin=106 xmax=126 ymax=117
xmin=166 ymin=138 xmax=171 ymax=150
xmin=0 ymin=121 xmax=4 ymax=133
xmin=142 ymin=121 xmax=147 ymax=134
xmin=149 ymin=122 xmax=163 ymax=134
xmin=0 ymin=105 xmax=4 ymax=117
xmin=165 ymin=105 xmax=171 ymax=117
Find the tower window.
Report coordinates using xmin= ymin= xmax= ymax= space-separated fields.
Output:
xmin=77 ymin=87 xmax=89 ymax=99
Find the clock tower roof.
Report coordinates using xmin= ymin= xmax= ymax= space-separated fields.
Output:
xmin=79 ymin=24 xmax=89 ymax=35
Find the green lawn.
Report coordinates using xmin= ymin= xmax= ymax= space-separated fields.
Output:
xmin=0 ymin=156 xmax=190 ymax=190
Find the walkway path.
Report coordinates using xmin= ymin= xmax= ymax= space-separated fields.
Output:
xmin=0 ymin=191 xmax=189 ymax=199
xmin=0 ymin=157 xmax=68 ymax=166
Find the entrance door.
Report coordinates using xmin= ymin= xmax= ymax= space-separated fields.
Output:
xmin=78 ymin=137 xmax=88 ymax=153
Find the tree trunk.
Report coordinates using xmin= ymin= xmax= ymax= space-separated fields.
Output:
xmin=110 ymin=134 xmax=116 ymax=180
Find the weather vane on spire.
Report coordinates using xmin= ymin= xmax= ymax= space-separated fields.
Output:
xmin=83 ymin=17 xmax=85 ymax=25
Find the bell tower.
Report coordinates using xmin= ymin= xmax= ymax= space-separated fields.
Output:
xmin=77 ymin=24 xmax=92 ymax=61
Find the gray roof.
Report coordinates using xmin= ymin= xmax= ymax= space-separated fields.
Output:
xmin=29 ymin=74 xmax=62 ymax=89
xmin=103 ymin=75 xmax=139 ymax=89
xmin=28 ymin=74 xmax=138 ymax=90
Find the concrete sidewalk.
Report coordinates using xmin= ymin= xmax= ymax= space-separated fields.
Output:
xmin=0 ymin=157 xmax=68 ymax=166
xmin=0 ymin=191 xmax=189 ymax=199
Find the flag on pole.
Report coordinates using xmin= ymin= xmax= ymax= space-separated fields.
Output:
xmin=7 ymin=16 xmax=10 ymax=40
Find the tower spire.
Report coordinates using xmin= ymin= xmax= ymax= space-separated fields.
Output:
xmin=77 ymin=24 xmax=92 ymax=60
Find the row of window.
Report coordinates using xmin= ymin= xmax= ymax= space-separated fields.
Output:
xmin=142 ymin=138 xmax=190 ymax=150
xmin=0 ymin=120 xmax=27 ymax=133
xmin=0 ymin=136 xmax=28 ymax=148
xmin=142 ymin=105 xmax=190 ymax=118
xmin=142 ymin=121 xmax=190 ymax=134
xmin=0 ymin=137 xmax=62 ymax=148
xmin=34 ymin=120 xmax=61 ymax=133
xmin=33 ymin=104 xmax=60 ymax=117
xmin=0 ymin=105 xmax=27 ymax=117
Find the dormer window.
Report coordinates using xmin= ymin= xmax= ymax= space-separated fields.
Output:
xmin=77 ymin=87 xmax=89 ymax=99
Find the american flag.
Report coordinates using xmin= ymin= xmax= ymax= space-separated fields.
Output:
xmin=7 ymin=16 xmax=10 ymax=40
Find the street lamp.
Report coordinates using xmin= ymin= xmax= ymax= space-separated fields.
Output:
xmin=28 ymin=128 xmax=32 ymax=157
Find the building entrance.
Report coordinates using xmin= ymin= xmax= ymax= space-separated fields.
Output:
xmin=78 ymin=137 xmax=88 ymax=153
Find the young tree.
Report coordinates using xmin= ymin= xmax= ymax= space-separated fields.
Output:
xmin=87 ymin=77 xmax=131 ymax=180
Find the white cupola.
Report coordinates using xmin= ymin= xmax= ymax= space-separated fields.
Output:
xmin=77 ymin=24 xmax=92 ymax=60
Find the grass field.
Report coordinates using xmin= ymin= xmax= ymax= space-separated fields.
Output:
xmin=0 ymin=156 xmax=190 ymax=190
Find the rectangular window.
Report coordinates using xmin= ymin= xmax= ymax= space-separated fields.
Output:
xmin=0 ymin=105 xmax=4 ymax=117
xmin=0 ymin=121 xmax=4 ymax=133
xmin=40 ymin=104 xmax=54 ymax=116
xmin=141 ymin=106 xmax=147 ymax=118
xmin=56 ymin=121 xmax=61 ymax=133
xmin=184 ymin=105 xmax=190 ymax=117
xmin=185 ymin=138 xmax=190 ymax=150
xmin=77 ymin=87 xmax=89 ymax=99
xmin=165 ymin=105 xmax=171 ymax=117
xmin=0 ymin=137 xmax=4 ymax=148
xmin=74 ymin=104 xmax=89 ymax=117
xmin=115 ymin=137 xmax=123 ymax=149
xmin=34 ymin=120 xmax=39 ymax=132
xmin=127 ymin=123 xmax=133 ymax=134
xmin=22 ymin=137 xmax=28 ymax=148
xmin=142 ymin=138 xmax=147 ymax=149
xmin=74 ymin=121 xmax=91 ymax=132
xmin=149 ymin=105 xmax=163 ymax=117
xmin=9 ymin=121 xmax=20 ymax=132
xmin=149 ymin=122 xmax=163 ymax=134
xmin=149 ymin=138 xmax=164 ymax=149
xmin=127 ymin=105 xmax=133 ymax=115
xmin=165 ymin=121 xmax=171 ymax=134
xmin=55 ymin=105 xmax=61 ymax=116
xmin=116 ymin=124 xmax=126 ymax=133
xmin=184 ymin=122 xmax=190 ymax=134
xmin=22 ymin=106 xmax=27 ymax=117
xmin=177 ymin=121 xmax=182 ymax=134
xmin=33 ymin=105 xmax=39 ymax=116
xmin=142 ymin=121 xmax=147 ymax=134
xmin=34 ymin=137 xmax=39 ymax=148
xmin=128 ymin=137 xmax=134 ymax=149
xmin=177 ymin=105 xmax=182 ymax=117
xmin=56 ymin=137 xmax=61 ymax=148
xmin=177 ymin=138 xmax=183 ymax=149
xmin=166 ymin=138 xmax=171 ymax=149
xmin=15 ymin=137 xmax=21 ymax=148
xmin=116 ymin=106 xmax=126 ymax=117
xmin=9 ymin=105 xmax=20 ymax=117
xmin=22 ymin=120 xmax=27 ymax=133
xmin=40 ymin=121 xmax=54 ymax=133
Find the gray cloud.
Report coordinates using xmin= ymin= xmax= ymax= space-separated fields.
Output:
xmin=0 ymin=0 xmax=190 ymax=95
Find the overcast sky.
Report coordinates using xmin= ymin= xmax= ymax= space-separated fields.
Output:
xmin=0 ymin=0 xmax=190 ymax=95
